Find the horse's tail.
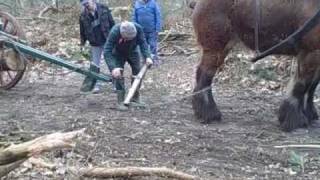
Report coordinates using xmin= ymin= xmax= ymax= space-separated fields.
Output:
xmin=252 ymin=8 xmax=320 ymax=62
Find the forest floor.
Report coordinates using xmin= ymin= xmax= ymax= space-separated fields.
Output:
xmin=1 ymin=7 xmax=320 ymax=180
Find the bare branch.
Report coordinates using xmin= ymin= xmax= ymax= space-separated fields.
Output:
xmin=71 ymin=166 xmax=199 ymax=180
xmin=0 ymin=129 xmax=85 ymax=177
xmin=274 ymin=144 xmax=320 ymax=149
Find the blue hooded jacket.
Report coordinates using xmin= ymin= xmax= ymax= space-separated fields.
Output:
xmin=132 ymin=0 xmax=162 ymax=33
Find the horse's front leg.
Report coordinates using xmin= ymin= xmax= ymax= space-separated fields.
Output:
xmin=191 ymin=1 xmax=231 ymax=123
xmin=192 ymin=50 xmax=226 ymax=123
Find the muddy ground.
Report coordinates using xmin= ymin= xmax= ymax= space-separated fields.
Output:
xmin=1 ymin=7 xmax=320 ymax=179
xmin=1 ymin=51 xmax=320 ymax=179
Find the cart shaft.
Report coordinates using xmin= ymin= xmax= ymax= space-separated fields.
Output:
xmin=2 ymin=37 xmax=112 ymax=83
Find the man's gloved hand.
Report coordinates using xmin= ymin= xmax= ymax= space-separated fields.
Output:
xmin=80 ymin=45 xmax=90 ymax=59
xmin=112 ymin=68 xmax=123 ymax=79
xmin=80 ymin=45 xmax=85 ymax=52
xmin=146 ymin=57 xmax=153 ymax=67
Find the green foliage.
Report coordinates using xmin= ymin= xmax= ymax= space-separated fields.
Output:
xmin=69 ymin=47 xmax=91 ymax=61
xmin=250 ymin=68 xmax=278 ymax=81
xmin=79 ymin=48 xmax=91 ymax=60
xmin=288 ymin=151 xmax=308 ymax=173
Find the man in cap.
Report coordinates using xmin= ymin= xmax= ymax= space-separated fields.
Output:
xmin=104 ymin=21 xmax=153 ymax=110
xmin=79 ymin=0 xmax=115 ymax=92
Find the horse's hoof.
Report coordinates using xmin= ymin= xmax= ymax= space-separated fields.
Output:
xmin=279 ymin=98 xmax=308 ymax=132
xmin=192 ymin=97 xmax=222 ymax=123
xmin=198 ymin=109 xmax=222 ymax=124
xmin=291 ymin=128 xmax=309 ymax=135
xmin=310 ymin=120 xmax=320 ymax=128
xmin=304 ymin=105 xmax=319 ymax=123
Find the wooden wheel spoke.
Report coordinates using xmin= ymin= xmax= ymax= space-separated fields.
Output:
xmin=0 ymin=11 xmax=26 ymax=90
xmin=0 ymin=63 xmax=6 ymax=85
xmin=1 ymin=17 xmax=17 ymax=35
xmin=4 ymin=21 xmax=15 ymax=35
xmin=9 ymin=23 xmax=17 ymax=35
xmin=2 ymin=18 xmax=8 ymax=31
xmin=6 ymin=70 xmax=13 ymax=80
xmin=0 ymin=71 xmax=4 ymax=85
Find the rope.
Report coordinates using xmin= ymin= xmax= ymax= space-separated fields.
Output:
xmin=148 ymin=85 xmax=212 ymax=109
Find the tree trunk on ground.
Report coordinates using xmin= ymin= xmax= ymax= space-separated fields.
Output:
xmin=0 ymin=129 xmax=85 ymax=178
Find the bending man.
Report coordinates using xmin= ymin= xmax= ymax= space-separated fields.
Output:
xmin=104 ymin=21 xmax=153 ymax=110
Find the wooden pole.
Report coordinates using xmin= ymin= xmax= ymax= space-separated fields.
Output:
xmin=124 ymin=64 xmax=148 ymax=105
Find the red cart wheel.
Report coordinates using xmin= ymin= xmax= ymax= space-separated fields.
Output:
xmin=0 ymin=11 xmax=26 ymax=90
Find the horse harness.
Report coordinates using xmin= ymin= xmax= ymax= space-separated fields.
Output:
xmin=252 ymin=0 xmax=320 ymax=62
xmin=254 ymin=0 xmax=261 ymax=54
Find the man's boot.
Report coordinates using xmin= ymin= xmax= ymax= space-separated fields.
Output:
xmin=130 ymin=91 xmax=147 ymax=108
xmin=80 ymin=63 xmax=99 ymax=92
xmin=117 ymin=90 xmax=128 ymax=111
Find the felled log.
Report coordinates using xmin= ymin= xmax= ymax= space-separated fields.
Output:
xmin=173 ymin=45 xmax=198 ymax=55
xmin=70 ymin=166 xmax=199 ymax=180
xmin=37 ymin=0 xmax=59 ymax=22
xmin=158 ymin=31 xmax=193 ymax=42
xmin=0 ymin=129 xmax=85 ymax=177
xmin=0 ymin=159 xmax=26 ymax=177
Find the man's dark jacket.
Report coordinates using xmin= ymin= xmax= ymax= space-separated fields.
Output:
xmin=80 ymin=3 xmax=115 ymax=46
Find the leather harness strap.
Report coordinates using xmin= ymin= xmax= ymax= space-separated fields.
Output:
xmin=252 ymin=7 xmax=320 ymax=62
xmin=254 ymin=0 xmax=261 ymax=54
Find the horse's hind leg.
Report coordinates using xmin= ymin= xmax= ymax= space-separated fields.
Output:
xmin=279 ymin=51 xmax=320 ymax=131
xmin=304 ymin=52 xmax=320 ymax=125
xmin=305 ymin=77 xmax=320 ymax=123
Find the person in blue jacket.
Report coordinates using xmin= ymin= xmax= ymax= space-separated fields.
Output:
xmin=132 ymin=0 xmax=162 ymax=66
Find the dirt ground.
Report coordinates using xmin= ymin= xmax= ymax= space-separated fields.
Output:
xmin=1 ymin=51 xmax=320 ymax=179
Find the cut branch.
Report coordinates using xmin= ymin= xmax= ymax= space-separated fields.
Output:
xmin=38 ymin=0 xmax=59 ymax=22
xmin=173 ymin=45 xmax=198 ymax=55
xmin=0 ymin=159 xmax=26 ymax=177
xmin=0 ymin=129 xmax=85 ymax=177
xmin=158 ymin=32 xmax=192 ymax=42
xmin=71 ymin=167 xmax=199 ymax=180
xmin=29 ymin=157 xmax=56 ymax=170
xmin=159 ymin=29 xmax=172 ymax=44
xmin=274 ymin=144 xmax=320 ymax=149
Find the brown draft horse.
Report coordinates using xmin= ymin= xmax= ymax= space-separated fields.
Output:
xmin=191 ymin=0 xmax=320 ymax=132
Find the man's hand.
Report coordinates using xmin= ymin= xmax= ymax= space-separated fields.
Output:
xmin=80 ymin=45 xmax=85 ymax=52
xmin=112 ymin=68 xmax=123 ymax=79
xmin=146 ymin=57 xmax=153 ymax=67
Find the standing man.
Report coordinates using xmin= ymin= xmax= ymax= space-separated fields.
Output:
xmin=132 ymin=0 xmax=162 ymax=66
xmin=104 ymin=21 xmax=153 ymax=111
xmin=79 ymin=0 xmax=115 ymax=92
